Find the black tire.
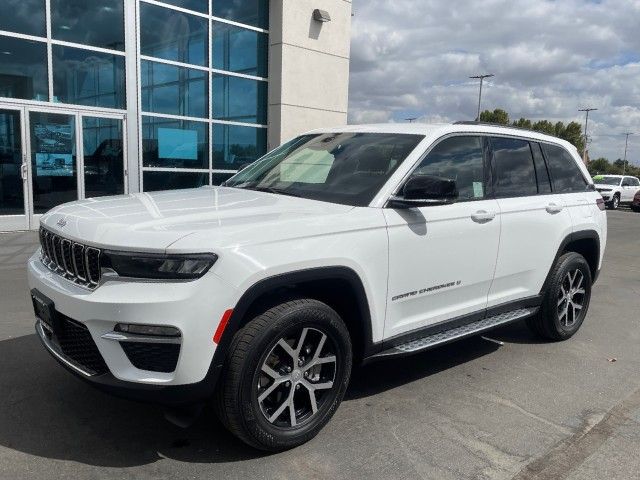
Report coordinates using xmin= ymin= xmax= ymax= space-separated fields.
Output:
xmin=608 ymin=193 xmax=620 ymax=210
xmin=526 ymin=252 xmax=592 ymax=341
xmin=631 ymin=205 xmax=640 ymax=213
xmin=215 ymin=298 xmax=352 ymax=451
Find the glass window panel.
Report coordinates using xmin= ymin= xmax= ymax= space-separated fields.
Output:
xmin=154 ymin=0 xmax=208 ymax=14
xmin=213 ymin=0 xmax=268 ymax=29
xmin=0 ymin=0 xmax=46 ymax=36
xmin=83 ymin=117 xmax=124 ymax=198
xmin=213 ymin=74 xmax=266 ymax=124
xmin=143 ymin=171 xmax=208 ymax=191
xmin=142 ymin=116 xmax=209 ymax=169
xmin=212 ymin=172 xmax=234 ymax=185
xmin=52 ymin=45 xmax=126 ymax=109
xmin=531 ymin=142 xmax=552 ymax=193
xmin=140 ymin=2 xmax=208 ymax=67
xmin=29 ymin=112 xmax=77 ymax=214
xmin=212 ymin=23 xmax=267 ymax=77
xmin=0 ymin=37 xmax=48 ymax=101
xmin=0 ymin=109 xmax=25 ymax=215
xmin=542 ymin=143 xmax=588 ymax=193
xmin=213 ymin=124 xmax=266 ymax=170
xmin=491 ymin=137 xmax=537 ymax=197
xmin=51 ymin=0 xmax=125 ymax=51
xmin=141 ymin=60 xmax=207 ymax=118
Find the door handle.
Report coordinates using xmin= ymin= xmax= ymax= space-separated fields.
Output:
xmin=471 ymin=210 xmax=496 ymax=223
xmin=20 ymin=163 xmax=28 ymax=181
xmin=545 ymin=203 xmax=564 ymax=214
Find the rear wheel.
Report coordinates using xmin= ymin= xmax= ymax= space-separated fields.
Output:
xmin=526 ymin=252 xmax=592 ymax=340
xmin=215 ymin=298 xmax=352 ymax=451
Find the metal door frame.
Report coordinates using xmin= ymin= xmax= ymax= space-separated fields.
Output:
xmin=0 ymin=104 xmax=29 ymax=231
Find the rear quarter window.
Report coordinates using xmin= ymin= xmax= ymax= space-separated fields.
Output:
xmin=541 ymin=143 xmax=588 ymax=193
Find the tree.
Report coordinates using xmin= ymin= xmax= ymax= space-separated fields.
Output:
xmin=587 ymin=157 xmax=611 ymax=175
xmin=512 ymin=118 xmax=532 ymax=129
xmin=479 ymin=109 xmax=509 ymax=125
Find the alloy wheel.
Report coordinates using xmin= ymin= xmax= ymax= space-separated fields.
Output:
xmin=256 ymin=327 xmax=337 ymax=428
xmin=557 ymin=269 xmax=586 ymax=327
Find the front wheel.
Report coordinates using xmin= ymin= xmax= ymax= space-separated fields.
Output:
xmin=215 ymin=298 xmax=352 ymax=451
xmin=526 ymin=252 xmax=592 ymax=340
xmin=608 ymin=194 xmax=620 ymax=210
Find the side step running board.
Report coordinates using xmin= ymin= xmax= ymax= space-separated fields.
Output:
xmin=372 ymin=307 xmax=537 ymax=359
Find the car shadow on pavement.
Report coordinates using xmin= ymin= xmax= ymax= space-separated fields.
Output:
xmin=0 ymin=326 xmax=523 ymax=466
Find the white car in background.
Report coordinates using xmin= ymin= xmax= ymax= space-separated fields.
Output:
xmin=593 ymin=174 xmax=640 ymax=209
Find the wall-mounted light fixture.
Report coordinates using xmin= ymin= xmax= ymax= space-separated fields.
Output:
xmin=313 ymin=9 xmax=331 ymax=22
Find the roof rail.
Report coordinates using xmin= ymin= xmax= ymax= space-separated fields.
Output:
xmin=453 ymin=120 xmax=547 ymax=135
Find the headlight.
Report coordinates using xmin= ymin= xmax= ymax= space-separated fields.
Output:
xmin=102 ymin=251 xmax=217 ymax=280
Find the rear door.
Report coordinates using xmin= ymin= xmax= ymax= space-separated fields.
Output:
xmin=383 ymin=135 xmax=501 ymax=339
xmin=621 ymin=177 xmax=639 ymax=202
xmin=487 ymin=138 xmax=572 ymax=307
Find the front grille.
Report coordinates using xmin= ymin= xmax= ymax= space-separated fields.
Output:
xmin=39 ymin=227 xmax=101 ymax=289
xmin=120 ymin=342 xmax=180 ymax=373
xmin=42 ymin=315 xmax=109 ymax=375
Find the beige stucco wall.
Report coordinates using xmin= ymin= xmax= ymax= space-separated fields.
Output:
xmin=268 ymin=0 xmax=352 ymax=149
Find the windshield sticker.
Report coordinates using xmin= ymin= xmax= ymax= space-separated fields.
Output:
xmin=392 ymin=280 xmax=462 ymax=302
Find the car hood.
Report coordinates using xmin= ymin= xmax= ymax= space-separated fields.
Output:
xmin=40 ymin=187 xmax=354 ymax=252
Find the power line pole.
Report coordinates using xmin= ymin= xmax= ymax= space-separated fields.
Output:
xmin=578 ymin=108 xmax=597 ymax=163
xmin=470 ymin=74 xmax=494 ymax=121
xmin=623 ymin=132 xmax=633 ymax=175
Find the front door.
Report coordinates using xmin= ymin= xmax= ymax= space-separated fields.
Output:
xmin=383 ymin=135 xmax=501 ymax=339
xmin=0 ymin=104 xmax=126 ymax=231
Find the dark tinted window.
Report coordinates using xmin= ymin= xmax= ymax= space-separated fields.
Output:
xmin=530 ymin=142 xmax=552 ymax=193
xmin=629 ymin=177 xmax=640 ymax=187
xmin=542 ymin=143 xmax=588 ymax=193
xmin=52 ymin=45 xmax=126 ymax=108
xmin=225 ymin=133 xmax=423 ymax=206
xmin=141 ymin=116 xmax=209 ymax=169
xmin=0 ymin=0 xmax=46 ymax=36
xmin=143 ymin=171 xmax=208 ymax=191
xmin=213 ymin=0 xmax=269 ymax=29
xmin=412 ymin=136 xmax=485 ymax=201
xmin=0 ymin=37 xmax=48 ymax=101
xmin=212 ymin=74 xmax=267 ymax=124
xmin=212 ymin=23 xmax=268 ymax=77
xmin=51 ymin=0 xmax=125 ymax=51
xmin=490 ymin=137 xmax=537 ymax=197
xmin=154 ymin=0 xmax=208 ymax=14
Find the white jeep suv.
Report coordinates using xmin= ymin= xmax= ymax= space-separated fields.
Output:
xmin=28 ymin=122 xmax=607 ymax=450
xmin=593 ymin=174 xmax=640 ymax=209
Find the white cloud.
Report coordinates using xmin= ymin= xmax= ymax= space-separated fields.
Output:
xmin=348 ymin=0 xmax=640 ymax=163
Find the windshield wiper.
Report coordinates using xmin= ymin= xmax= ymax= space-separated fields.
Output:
xmin=251 ymin=186 xmax=301 ymax=198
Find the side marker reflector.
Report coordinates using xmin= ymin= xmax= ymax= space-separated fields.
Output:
xmin=213 ymin=309 xmax=233 ymax=344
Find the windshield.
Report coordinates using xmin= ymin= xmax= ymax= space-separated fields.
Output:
xmin=593 ymin=175 xmax=621 ymax=186
xmin=224 ymin=132 xmax=424 ymax=206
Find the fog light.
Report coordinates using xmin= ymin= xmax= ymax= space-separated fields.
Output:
xmin=115 ymin=323 xmax=181 ymax=337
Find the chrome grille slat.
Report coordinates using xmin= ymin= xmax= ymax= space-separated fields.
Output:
xmin=39 ymin=227 xmax=101 ymax=290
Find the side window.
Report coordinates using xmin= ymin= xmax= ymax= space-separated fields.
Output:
xmin=412 ymin=136 xmax=485 ymax=201
xmin=631 ymin=178 xmax=640 ymax=187
xmin=542 ymin=143 xmax=588 ymax=193
xmin=531 ymin=142 xmax=552 ymax=193
xmin=490 ymin=137 xmax=537 ymax=197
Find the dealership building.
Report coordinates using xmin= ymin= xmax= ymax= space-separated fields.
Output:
xmin=0 ymin=0 xmax=351 ymax=231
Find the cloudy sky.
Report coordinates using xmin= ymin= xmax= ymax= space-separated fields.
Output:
xmin=348 ymin=0 xmax=640 ymax=163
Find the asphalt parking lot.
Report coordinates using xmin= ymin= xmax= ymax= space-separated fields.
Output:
xmin=1 ymin=209 xmax=639 ymax=480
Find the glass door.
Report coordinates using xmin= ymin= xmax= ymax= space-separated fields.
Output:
xmin=0 ymin=107 xmax=28 ymax=231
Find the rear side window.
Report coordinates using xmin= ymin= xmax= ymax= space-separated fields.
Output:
xmin=632 ymin=178 xmax=640 ymax=186
xmin=542 ymin=143 xmax=588 ymax=193
xmin=531 ymin=142 xmax=552 ymax=193
xmin=412 ymin=136 xmax=485 ymax=201
xmin=490 ymin=137 xmax=537 ymax=197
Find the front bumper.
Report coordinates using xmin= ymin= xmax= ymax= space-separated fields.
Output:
xmin=28 ymin=252 xmax=238 ymax=403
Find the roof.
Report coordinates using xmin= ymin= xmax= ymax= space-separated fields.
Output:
xmin=306 ymin=122 xmax=576 ymax=151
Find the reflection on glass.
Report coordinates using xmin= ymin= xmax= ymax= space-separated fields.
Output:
xmin=213 ymin=74 xmax=266 ymax=124
xmin=212 ymin=172 xmax=234 ymax=185
xmin=83 ymin=117 xmax=124 ymax=198
xmin=0 ymin=110 xmax=25 ymax=215
xmin=0 ymin=0 xmax=46 ymax=36
xmin=154 ymin=0 xmax=208 ymax=14
xmin=213 ymin=124 xmax=266 ymax=170
xmin=213 ymin=0 xmax=268 ymax=29
xmin=30 ymin=112 xmax=77 ymax=214
xmin=141 ymin=2 xmax=208 ymax=66
xmin=143 ymin=171 xmax=208 ymax=191
xmin=142 ymin=116 xmax=209 ymax=169
xmin=51 ymin=0 xmax=125 ymax=51
xmin=52 ymin=45 xmax=126 ymax=109
xmin=212 ymin=23 xmax=268 ymax=77
xmin=141 ymin=60 xmax=207 ymax=118
xmin=0 ymin=37 xmax=48 ymax=101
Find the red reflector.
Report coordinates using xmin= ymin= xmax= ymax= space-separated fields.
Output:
xmin=596 ymin=198 xmax=605 ymax=211
xmin=213 ymin=309 xmax=233 ymax=344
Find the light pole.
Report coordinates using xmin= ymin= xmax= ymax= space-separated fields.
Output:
xmin=578 ymin=108 xmax=597 ymax=163
xmin=470 ymin=74 xmax=494 ymax=121
xmin=623 ymin=132 xmax=633 ymax=175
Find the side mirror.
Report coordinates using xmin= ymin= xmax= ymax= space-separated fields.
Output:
xmin=388 ymin=175 xmax=458 ymax=208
